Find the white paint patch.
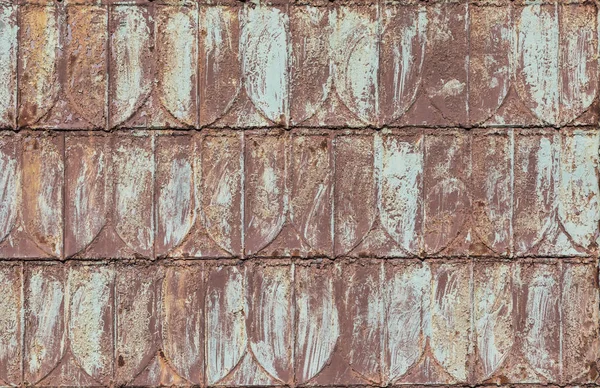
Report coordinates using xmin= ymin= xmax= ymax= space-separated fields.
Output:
xmin=27 ymin=269 xmax=64 ymax=377
xmin=115 ymin=141 xmax=153 ymax=253
xmin=206 ymin=267 xmax=246 ymax=384
xmin=246 ymin=142 xmax=285 ymax=253
xmin=341 ymin=265 xmax=381 ymax=379
xmin=249 ymin=267 xmax=292 ymax=382
xmin=385 ymin=6 xmax=427 ymax=121
xmin=117 ymin=274 xmax=154 ymax=382
xmin=160 ymin=11 xmax=196 ymax=125
xmin=68 ymin=268 xmax=112 ymax=379
xmin=334 ymin=136 xmax=375 ymax=255
xmin=226 ymin=352 xmax=275 ymax=385
xmin=481 ymin=142 xmax=510 ymax=248
xmin=474 ymin=265 xmax=513 ymax=379
xmin=384 ymin=264 xmax=430 ymax=382
xmin=36 ymin=144 xmax=63 ymax=257
xmin=0 ymin=146 xmax=17 ymax=242
xmin=0 ymin=5 xmax=16 ymax=124
xmin=72 ymin=146 xmax=106 ymax=253
xmin=200 ymin=6 xmax=241 ymax=123
xmin=203 ymin=8 xmax=224 ymax=69
xmin=558 ymin=132 xmax=599 ymax=250
xmin=295 ymin=270 xmax=339 ymax=383
xmin=330 ymin=7 xmax=378 ymax=123
xmin=430 ymin=265 xmax=469 ymax=381
xmin=159 ymin=158 xmax=193 ymax=250
xmin=379 ymin=136 xmax=422 ymax=254
xmin=439 ymin=79 xmax=465 ymax=97
xmin=558 ymin=6 xmax=597 ymax=124
xmin=302 ymin=182 xmax=328 ymax=250
xmin=206 ymin=155 xmax=239 ymax=253
xmin=514 ymin=137 xmax=556 ymax=254
xmin=523 ymin=267 xmax=558 ymax=379
xmin=240 ymin=6 xmax=289 ymax=123
xmin=561 ymin=264 xmax=599 ymax=381
xmin=0 ymin=268 xmax=19 ymax=381
xmin=289 ymin=6 xmax=331 ymax=124
xmin=203 ymin=7 xmax=236 ymax=77
xmin=516 ymin=5 xmax=559 ymax=124
xmin=112 ymin=7 xmax=151 ymax=126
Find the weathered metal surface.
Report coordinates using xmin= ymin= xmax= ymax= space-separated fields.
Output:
xmin=1 ymin=260 xmax=597 ymax=386
xmin=1 ymin=130 xmax=596 ymax=259
xmin=0 ymin=2 xmax=598 ymax=387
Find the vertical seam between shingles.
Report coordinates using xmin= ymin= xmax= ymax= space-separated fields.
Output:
xmin=285 ymin=0 xmax=291 ymax=129
xmin=558 ymin=259 xmax=564 ymax=384
xmin=202 ymin=261 xmax=207 ymax=388
xmin=14 ymin=0 xmax=19 ymax=130
xmin=421 ymin=131 xmax=426 ymax=259
xmin=291 ymin=261 xmax=296 ymax=388
xmin=468 ymin=256 xmax=475 ymax=384
xmin=112 ymin=262 xmax=117 ymax=388
xmin=509 ymin=128 xmax=514 ymax=259
xmin=20 ymin=261 xmax=24 ymax=386
xmin=241 ymin=131 xmax=246 ymax=259
xmin=465 ymin=0 xmax=470 ymax=125
xmin=61 ymin=132 xmax=65 ymax=261
xmin=196 ymin=3 xmax=200 ymax=129
xmin=106 ymin=3 xmax=111 ymax=131
xmin=330 ymin=132 xmax=335 ymax=259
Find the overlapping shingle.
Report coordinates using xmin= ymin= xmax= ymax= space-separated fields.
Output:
xmin=0 ymin=129 xmax=598 ymax=259
xmin=1 ymin=260 xmax=598 ymax=386
xmin=0 ymin=1 xmax=596 ymax=129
